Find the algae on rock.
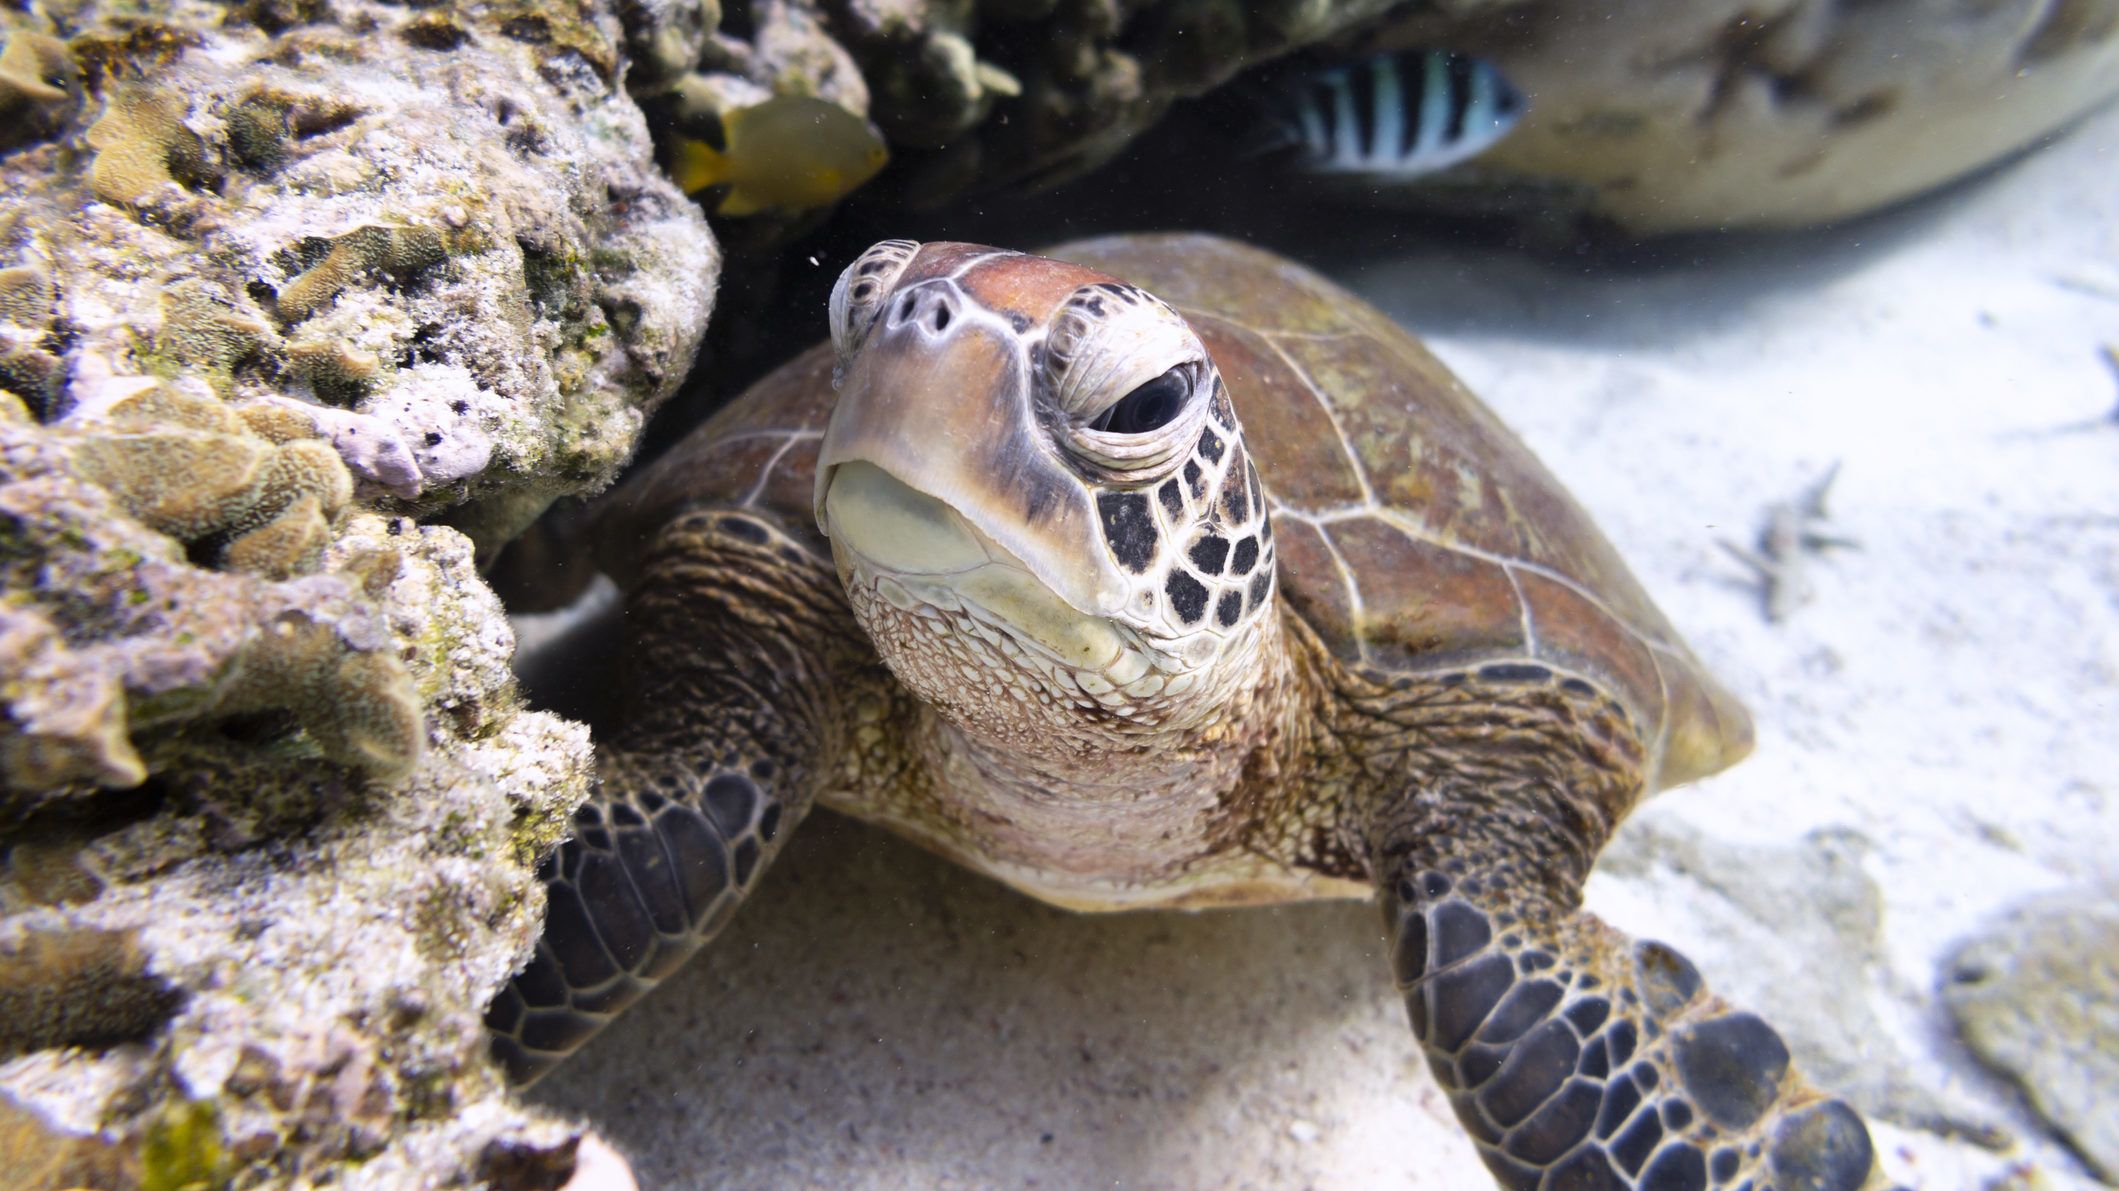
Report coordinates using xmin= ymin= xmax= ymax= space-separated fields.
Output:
xmin=0 ymin=0 xmax=716 ymax=1181
xmin=4 ymin=0 xmax=716 ymax=540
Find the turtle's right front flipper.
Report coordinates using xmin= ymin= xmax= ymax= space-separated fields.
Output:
xmin=1371 ymin=806 xmax=1887 ymax=1190
xmin=487 ymin=510 xmax=866 ymax=1085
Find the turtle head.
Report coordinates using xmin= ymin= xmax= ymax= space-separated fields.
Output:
xmin=814 ymin=240 xmax=1278 ymax=745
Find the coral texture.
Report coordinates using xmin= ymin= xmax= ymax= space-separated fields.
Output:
xmin=1 ymin=0 xmax=715 ymax=531
xmin=0 ymin=510 xmax=606 ymax=1188
xmin=0 ymin=0 xmax=714 ymax=1179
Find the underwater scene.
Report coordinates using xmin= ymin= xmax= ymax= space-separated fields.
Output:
xmin=1 ymin=2 xmax=2115 ymax=1188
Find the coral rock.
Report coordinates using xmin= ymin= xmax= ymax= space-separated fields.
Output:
xmin=1945 ymin=892 xmax=2119 ymax=1182
xmin=1 ymin=0 xmax=711 ymax=1180
xmin=0 ymin=607 xmax=144 ymax=790
xmin=1 ymin=391 xmax=420 ymax=797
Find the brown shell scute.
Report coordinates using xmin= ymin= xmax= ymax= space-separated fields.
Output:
xmin=592 ymin=344 xmax=839 ymax=588
xmin=1051 ymin=234 xmax=1750 ymax=792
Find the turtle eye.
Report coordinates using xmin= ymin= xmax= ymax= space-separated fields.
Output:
xmin=1046 ymin=281 xmax=1211 ymax=478
xmin=1088 ymin=367 xmax=1191 ymax=435
xmin=829 ymin=239 xmax=921 ymax=377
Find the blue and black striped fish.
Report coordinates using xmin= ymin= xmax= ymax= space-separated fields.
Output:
xmin=1266 ymin=49 xmax=1526 ymax=177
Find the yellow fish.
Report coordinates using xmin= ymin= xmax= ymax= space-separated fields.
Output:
xmin=672 ymin=96 xmax=890 ymax=217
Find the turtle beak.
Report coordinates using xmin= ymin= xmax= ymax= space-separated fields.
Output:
xmin=814 ymin=278 xmax=1132 ymax=619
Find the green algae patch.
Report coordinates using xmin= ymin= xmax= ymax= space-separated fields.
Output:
xmin=139 ymin=1099 xmax=225 ymax=1191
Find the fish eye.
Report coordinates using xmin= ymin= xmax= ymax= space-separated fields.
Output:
xmin=1089 ymin=367 xmax=1191 ymax=435
xmin=1493 ymin=76 xmax=1527 ymax=117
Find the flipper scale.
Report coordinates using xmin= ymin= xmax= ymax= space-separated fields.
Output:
xmin=1377 ymin=841 xmax=1887 ymax=1191
xmin=487 ymin=510 xmax=861 ymax=1085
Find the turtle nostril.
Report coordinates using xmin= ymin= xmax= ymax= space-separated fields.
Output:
xmin=882 ymin=282 xmax=963 ymax=337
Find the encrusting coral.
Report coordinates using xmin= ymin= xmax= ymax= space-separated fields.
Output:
xmin=2 ymin=376 xmax=419 ymax=799
xmin=0 ymin=924 xmax=178 ymax=1063
xmin=0 ymin=0 xmax=712 ymax=1181
xmin=84 ymin=85 xmax=211 ymax=207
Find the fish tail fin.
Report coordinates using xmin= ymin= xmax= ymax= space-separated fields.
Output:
xmin=671 ymin=138 xmax=728 ymax=195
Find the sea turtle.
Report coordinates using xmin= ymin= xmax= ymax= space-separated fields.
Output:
xmin=487 ymin=235 xmax=1884 ymax=1190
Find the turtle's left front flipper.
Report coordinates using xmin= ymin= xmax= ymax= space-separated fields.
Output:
xmin=487 ymin=509 xmax=868 ymax=1086
xmin=1370 ymin=804 xmax=1888 ymax=1191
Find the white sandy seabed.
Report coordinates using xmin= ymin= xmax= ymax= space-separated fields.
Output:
xmin=532 ymin=101 xmax=2119 ymax=1189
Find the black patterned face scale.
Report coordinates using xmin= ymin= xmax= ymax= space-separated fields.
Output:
xmin=815 ymin=241 xmax=1282 ymax=746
